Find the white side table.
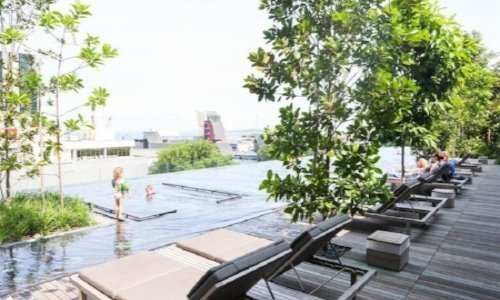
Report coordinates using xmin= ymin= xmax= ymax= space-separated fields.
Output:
xmin=366 ymin=230 xmax=410 ymax=271
xmin=432 ymin=188 xmax=456 ymax=208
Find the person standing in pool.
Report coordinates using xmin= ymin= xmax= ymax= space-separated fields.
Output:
xmin=112 ymin=167 xmax=129 ymax=220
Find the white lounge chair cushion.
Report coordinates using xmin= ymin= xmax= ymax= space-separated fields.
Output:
xmin=176 ymin=229 xmax=273 ymax=263
xmin=79 ymin=251 xmax=203 ymax=299
xmin=116 ymin=265 xmax=204 ymax=300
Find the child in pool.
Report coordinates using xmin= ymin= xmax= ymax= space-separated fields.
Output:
xmin=145 ymin=184 xmax=155 ymax=200
xmin=112 ymin=167 xmax=129 ymax=219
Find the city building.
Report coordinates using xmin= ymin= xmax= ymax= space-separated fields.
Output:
xmin=203 ymin=111 xmax=225 ymax=142
xmin=134 ymin=131 xmax=170 ymax=149
xmin=61 ymin=116 xmax=134 ymax=161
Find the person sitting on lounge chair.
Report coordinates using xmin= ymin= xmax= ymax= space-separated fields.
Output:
xmin=441 ymin=150 xmax=461 ymax=177
xmin=388 ymin=158 xmax=429 ymax=180
xmin=430 ymin=152 xmax=446 ymax=173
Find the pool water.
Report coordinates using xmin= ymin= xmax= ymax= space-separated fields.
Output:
xmin=0 ymin=148 xmax=415 ymax=296
xmin=0 ymin=161 xmax=288 ymax=295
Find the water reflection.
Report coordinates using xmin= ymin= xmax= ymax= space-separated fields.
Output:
xmin=3 ymin=248 xmax=16 ymax=293
xmin=0 ymin=229 xmax=89 ymax=295
xmin=114 ymin=222 xmax=132 ymax=258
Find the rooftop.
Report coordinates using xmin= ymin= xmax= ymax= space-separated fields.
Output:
xmin=4 ymin=161 xmax=500 ymax=299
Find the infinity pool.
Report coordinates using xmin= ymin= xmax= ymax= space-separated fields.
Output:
xmin=0 ymin=161 xmax=287 ymax=296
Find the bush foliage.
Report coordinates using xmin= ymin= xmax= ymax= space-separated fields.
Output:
xmin=149 ymin=140 xmax=234 ymax=174
xmin=257 ymin=143 xmax=275 ymax=161
xmin=0 ymin=192 xmax=92 ymax=244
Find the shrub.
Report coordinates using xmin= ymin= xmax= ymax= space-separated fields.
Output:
xmin=256 ymin=144 xmax=275 ymax=161
xmin=149 ymin=140 xmax=234 ymax=174
xmin=457 ymin=137 xmax=489 ymax=157
xmin=0 ymin=192 xmax=92 ymax=244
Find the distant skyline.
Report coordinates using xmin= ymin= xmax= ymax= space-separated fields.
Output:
xmin=74 ymin=0 xmax=499 ymax=136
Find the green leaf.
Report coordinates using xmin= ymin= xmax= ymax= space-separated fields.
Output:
xmin=86 ymin=87 xmax=110 ymax=110
xmin=40 ymin=11 xmax=63 ymax=29
xmin=71 ymin=0 xmax=92 ymax=19
xmin=78 ymin=47 xmax=103 ymax=67
xmin=0 ymin=27 xmax=25 ymax=44
xmin=84 ymin=35 xmax=100 ymax=46
xmin=102 ymin=44 xmax=119 ymax=58
xmin=60 ymin=73 xmax=84 ymax=92
xmin=64 ymin=119 xmax=81 ymax=132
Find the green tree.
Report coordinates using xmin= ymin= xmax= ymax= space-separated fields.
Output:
xmin=256 ymin=129 xmax=275 ymax=161
xmin=0 ymin=1 xmax=117 ymax=206
xmin=444 ymin=44 xmax=499 ymax=158
xmin=257 ymin=143 xmax=274 ymax=161
xmin=39 ymin=1 xmax=118 ymax=206
xmin=433 ymin=50 xmax=496 ymax=157
xmin=0 ymin=1 xmax=52 ymax=200
xmin=245 ymin=0 xmax=392 ymax=221
xmin=489 ymin=62 xmax=500 ymax=161
xmin=356 ymin=0 xmax=478 ymax=179
xmin=149 ymin=141 xmax=234 ymax=174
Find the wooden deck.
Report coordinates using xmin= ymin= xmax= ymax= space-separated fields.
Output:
xmin=5 ymin=162 xmax=500 ymax=299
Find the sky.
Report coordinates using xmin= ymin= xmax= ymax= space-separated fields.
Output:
xmin=57 ymin=0 xmax=500 ymax=136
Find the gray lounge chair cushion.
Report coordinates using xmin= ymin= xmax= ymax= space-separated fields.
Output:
xmin=418 ymin=164 xmax=451 ymax=184
xmin=289 ymin=214 xmax=349 ymax=251
xmin=418 ymin=172 xmax=434 ymax=183
xmin=176 ymin=228 xmax=274 ymax=263
xmin=285 ymin=214 xmax=350 ymax=270
xmin=370 ymin=179 xmax=421 ymax=214
xmin=79 ymin=251 xmax=195 ymax=299
xmin=187 ymin=240 xmax=290 ymax=300
xmin=392 ymin=182 xmax=409 ymax=198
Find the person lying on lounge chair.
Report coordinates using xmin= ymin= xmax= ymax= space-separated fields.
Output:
xmin=406 ymin=158 xmax=430 ymax=174
xmin=388 ymin=158 xmax=430 ymax=180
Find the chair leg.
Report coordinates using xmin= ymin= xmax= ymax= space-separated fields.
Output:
xmin=328 ymin=241 xmax=342 ymax=265
xmin=351 ymin=270 xmax=358 ymax=286
xmin=309 ymin=268 xmax=344 ymax=295
xmin=264 ymin=279 xmax=276 ymax=300
xmin=291 ymin=265 xmax=305 ymax=291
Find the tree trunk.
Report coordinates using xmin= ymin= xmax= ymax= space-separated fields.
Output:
xmin=55 ymin=34 xmax=65 ymax=208
xmin=40 ymin=167 xmax=45 ymax=211
xmin=56 ymin=131 xmax=64 ymax=207
xmin=5 ymin=139 xmax=10 ymax=199
xmin=38 ymin=93 xmax=45 ymax=211
xmin=6 ymin=169 xmax=10 ymax=199
xmin=400 ymin=143 xmax=405 ymax=184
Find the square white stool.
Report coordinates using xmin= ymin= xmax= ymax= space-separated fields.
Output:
xmin=366 ymin=230 xmax=409 ymax=271
xmin=432 ymin=188 xmax=456 ymax=208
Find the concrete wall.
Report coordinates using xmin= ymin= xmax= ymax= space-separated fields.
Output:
xmin=11 ymin=156 xmax=150 ymax=193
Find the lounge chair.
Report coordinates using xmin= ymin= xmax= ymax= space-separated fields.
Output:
xmin=267 ymin=215 xmax=376 ymax=299
xmin=177 ymin=215 xmax=376 ymax=299
xmin=419 ymin=163 xmax=468 ymax=195
xmin=455 ymin=153 xmax=482 ymax=172
xmin=366 ymin=177 xmax=447 ymax=235
xmin=70 ymin=240 xmax=291 ymax=300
